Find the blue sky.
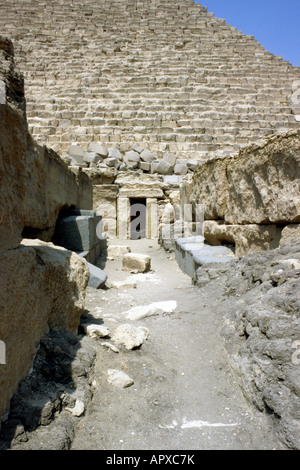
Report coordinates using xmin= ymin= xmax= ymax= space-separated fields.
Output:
xmin=195 ymin=0 xmax=300 ymax=67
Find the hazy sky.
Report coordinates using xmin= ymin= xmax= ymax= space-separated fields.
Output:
xmin=195 ymin=0 xmax=300 ymax=67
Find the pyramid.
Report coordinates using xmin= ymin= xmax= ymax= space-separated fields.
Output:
xmin=1 ymin=0 xmax=299 ymax=160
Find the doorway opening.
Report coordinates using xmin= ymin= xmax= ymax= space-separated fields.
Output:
xmin=130 ymin=198 xmax=146 ymax=239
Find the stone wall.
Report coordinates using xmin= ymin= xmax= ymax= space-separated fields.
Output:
xmin=0 ymin=0 xmax=299 ymax=160
xmin=188 ymin=130 xmax=300 ymax=255
xmin=0 ymin=37 xmax=92 ymax=424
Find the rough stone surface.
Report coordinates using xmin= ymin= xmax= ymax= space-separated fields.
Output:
xmin=1 ymin=2 xmax=299 ymax=160
xmin=193 ymin=241 xmax=300 ymax=450
xmin=86 ymin=261 xmax=107 ymax=289
xmin=0 ymin=241 xmax=90 ymax=428
xmin=112 ymin=324 xmax=149 ymax=350
xmin=107 ymin=245 xmax=131 ymax=258
xmin=107 ymin=369 xmax=134 ymax=388
xmin=87 ymin=143 xmax=108 ymax=158
xmin=0 ymin=331 xmax=96 ymax=450
xmin=81 ymin=323 xmax=110 ymax=339
xmin=189 ymin=131 xmax=300 ymax=254
xmin=0 ymin=40 xmax=91 ymax=425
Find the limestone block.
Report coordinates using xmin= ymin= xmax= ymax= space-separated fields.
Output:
xmin=140 ymin=149 xmax=156 ymax=163
xmin=139 ymin=161 xmax=151 ymax=172
xmin=174 ymin=162 xmax=188 ymax=175
xmin=225 ymin=132 xmax=300 ymax=224
xmin=112 ymin=324 xmax=149 ymax=350
xmin=83 ymin=167 xmax=118 ymax=184
xmin=105 ymin=157 xmax=119 ymax=168
xmin=190 ymin=158 xmax=228 ymax=220
xmin=124 ymin=301 xmax=177 ymax=321
xmin=87 ymin=142 xmax=108 ymax=157
xmin=161 ymin=202 xmax=175 ymax=224
xmin=150 ymin=161 xmax=159 ymax=174
xmin=102 ymin=217 xmax=117 ymax=237
xmin=119 ymin=187 xmax=164 ymax=198
xmin=83 ymin=152 xmax=103 ymax=165
xmin=175 ymin=236 xmax=233 ymax=278
xmin=123 ymin=150 xmax=140 ymax=169
xmin=163 ymin=175 xmax=183 ymax=186
xmin=115 ymin=172 xmax=164 ymax=189
xmin=108 ymin=147 xmax=122 ymax=159
xmin=107 ymin=245 xmax=131 ymax=258
xmin=280 ymin=224 xmax=300 ymax=247
xmin=186 ymin=159 xmax=199 ymax=171
xmin=67 ymin=144 xmax=85 ymax=162
xmin=163 ymin=152 xmax=177 ymax=166
xmin=0 ymin=241 xmax=89 ymax=421
xmin=203 ymin=220 xmax=282 ymax=256
xmin=93 ymin=184 xmax=119 ymax=201
xmin=156 ymin=159 xmax=174 ymax=175
xmin=122 ymin=253 xmax=151 ymax=273
xmin=131 ymin=144 xmax=143 ymax=153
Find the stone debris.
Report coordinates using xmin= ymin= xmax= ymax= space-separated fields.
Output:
xmin=124 ymin=300 xmax=177 ymax=321
xmin=82 ymin=323 xmax=110 ymax=338
xmin=101 ymin=342 xmax=120 ymax=353
xmin=122 ymin=253 xmax=151 ymax=273
xmin=65 ymin=399 xmax=85 ymax=417
xmin=107 ymin=279 xmax=137 ymax=289
xmin=107 ymin=369 xmax=134 ymax=388
xmin=87 ymin=142 xmax=108 ymax=158
xmin=112 ymin=324 xmax=149 ymax=350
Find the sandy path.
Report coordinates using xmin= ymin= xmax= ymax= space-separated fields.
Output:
xmin=71 ymin=239 xmax=284 ymax=450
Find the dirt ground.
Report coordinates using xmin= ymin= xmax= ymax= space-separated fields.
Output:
xmin=70 ymin=239 xmax=285 ymax=450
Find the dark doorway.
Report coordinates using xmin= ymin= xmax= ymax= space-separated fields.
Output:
xmin=130 ymin=198 xmax=146 ymax=239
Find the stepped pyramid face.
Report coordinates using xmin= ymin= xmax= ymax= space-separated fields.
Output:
xmin=1 ymin=0 xmax=299 ymax=160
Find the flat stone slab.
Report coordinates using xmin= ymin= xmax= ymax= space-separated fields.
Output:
xmin=122 ymin=253 xmax=151 ymax=273
xmin=175 ymin=236 xmax=234 ymax=278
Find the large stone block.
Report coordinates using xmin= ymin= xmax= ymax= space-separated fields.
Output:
xmin=175 ymin=236 xmax=234 ymax=278
xmin=225 ymin=132 xmax=300 ymax=224
xmin=191 ymin=132 xmax=300 ymax=225
xmin=52 ymin=211 xmax=101 ymax=252
xmin=203 ymin=220 xmax=283 ymax=256
xmin=0 ymin=240 xmax=89 ymax=422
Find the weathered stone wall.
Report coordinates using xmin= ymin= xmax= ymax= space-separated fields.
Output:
xmin=0 ymin=37 xmax=92 ymax=424
xmin=0 ymin=38 xmax=93 ymax=250
xmin=189 ymin=130 xmax=300 ymax=255
xmin=0 ymin=0 xmax=299 ymax=160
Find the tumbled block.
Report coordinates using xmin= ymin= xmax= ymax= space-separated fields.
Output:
xmin=122 ymin=253 xmax=151 ymax=273
xmin=156 ymin=159 xmax=174 ymax=175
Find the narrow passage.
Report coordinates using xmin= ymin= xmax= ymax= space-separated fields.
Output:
xmin=71 ymin=239 xmax=284 ymax=450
